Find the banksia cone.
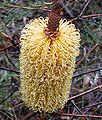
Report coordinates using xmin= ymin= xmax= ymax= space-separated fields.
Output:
xmin=20 ymin=0 xmax=81 ymax=113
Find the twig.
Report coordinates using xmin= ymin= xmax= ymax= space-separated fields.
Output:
xmin=62 ymin=1 xmax=74 ymax=18
xmin=10 ymin=105 xmax=18 ymax=120
xmin=68 ymin=85 xmax=102 ymax=101
xmin=0 ymin=31 xmax=20 ymax=52
xmin=69 ymin=13 xmax=102 ymax=22
xmin=21 ymin=112 xmax=34 ymax=120
xmin=73 ymin=68 xmax=102 ymax=78
xmin=21 ymin=111 xmax=46 ymax=120
xmin=5 ymin=52 xmax=17 ymax=69
xmin=60 ymin=113 xmax=102 ymax=119
xmin=82 ymin=95 xmax=102 ymax=114
xmin=0 ymin=44 xmax=13 ymax=52
xmin=0 ymin=32 xmax=12 ymax=41
xmin=79 ymin=0 xmax=91 ymax=17
xmin=0 ymin=110 xmax=13 ymax=120
xmin=82 ymin=102 xmax=102 ymax=109
xmin=0 ymin=3 xmax=42 ymax=10
xmin=71 ymin=101 xmax=83 ymax=114
xmin=71 ymin=100 xmax=89 ymax=120
xmin=0 ymin=90 xmax=17 ymax=105
xmin=81 ymin=13 xmax=102 ymax=19
xmin=0 ymin=67 xmax=19 ymax=74
xmin=13 ymin=102 xmax=23 ymax=109
xmin=76 ymin=44 xmax=98 ymax=65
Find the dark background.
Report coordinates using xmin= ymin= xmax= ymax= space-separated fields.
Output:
xmin=0 ymin=0 xmax=102 ymax=120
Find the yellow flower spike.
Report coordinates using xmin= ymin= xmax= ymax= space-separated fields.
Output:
xmin=20 ymin=0 xmax=81 ymax=113
xmin=20 ymin=17 xmax=81 ymax=113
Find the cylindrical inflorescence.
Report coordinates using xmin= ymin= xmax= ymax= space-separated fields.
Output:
xmin=20 ymin=17 xmax=81 ymax=113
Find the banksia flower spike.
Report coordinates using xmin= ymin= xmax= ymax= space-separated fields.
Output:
xmin=20 ymin=0 xmax=81 ymax=113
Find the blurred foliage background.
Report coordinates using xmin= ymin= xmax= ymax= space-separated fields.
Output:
xmin=0 ymin=0 xmax=102 ymax=120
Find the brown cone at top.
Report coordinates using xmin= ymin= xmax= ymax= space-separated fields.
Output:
xmin=47 ymin=0 xmax=63 ymax=32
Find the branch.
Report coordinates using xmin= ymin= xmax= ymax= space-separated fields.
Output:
xmin=81 ymin=13 xmax=102 ymax=19
xmin=69 ymin=13 xmax=102 ymax=22
xmin=79 ymin=0 xmax=91 ymax=17
xmin=68 ymin=85 xmax=102 ymax=101
xmin=0 ymin=32 xmax=20 ymax=52
xmin=60 ymin=113 xmax=102 ymax=119
xmin=82 ymin=102 xmax=102 ymax=109
xmin=21 ymin=112 xmax=38 ymax=120
xmin=0 ymin=3 xmax=42 ymax=10
xmin=73 ymin=68 xmax=102 ymax=78
xmin=71 ymin=100 xmax=89 ymax=120
xmin=0 ymin=90 xmax=17 ymax=105
xmin=0 ymin=44 xmax=13 ymax=52
xmin=76 ymin=44 xmax=98 ymax=65
xmin=0 ymin=67 xmax=20 ymax=74
xmin=5 ymin=53 xmax=18 ymax=69
xmin=21 ymin=112 xmax=33 ymax=120
xmin=0 ymin=110 xmax=13 ymax=120
xmin=0 ymin=32 xmax=12 ymax=41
